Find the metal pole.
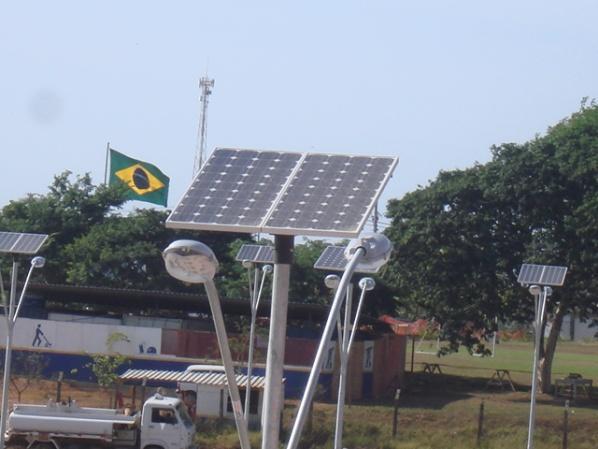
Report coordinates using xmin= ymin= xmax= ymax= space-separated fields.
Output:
xmin=562 ymin=400 xmax=569 ymax=449
xmin=334 ymin=284 xmax=353 ymax=449
xmin=286 ymin=248 xmax=365 ymax=449
xmin=526 ymin=288 xmax=547 ymax=449
xmin=0 ymin=261 xmax=18 ymax=449
xmin=245 ymin=266 xmax=265 ymax=421
xmin=262 ymin=235 xmax=293 ymax=449
xmin=204 ymin=279 xmax=251 ymax=449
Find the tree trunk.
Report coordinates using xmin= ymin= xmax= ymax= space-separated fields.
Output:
xmin=539 ymin=304 xmax=566 ymax=394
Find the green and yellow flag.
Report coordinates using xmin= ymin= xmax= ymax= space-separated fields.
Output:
xmin=108 ymin=149 xmax=170 ymax=206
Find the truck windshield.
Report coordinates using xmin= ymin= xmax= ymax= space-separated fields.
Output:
xmin=176 ymin=404 xmax=194 ymax=427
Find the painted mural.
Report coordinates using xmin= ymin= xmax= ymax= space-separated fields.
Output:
xmin=0 ymin=317 xmax=162 ymax=356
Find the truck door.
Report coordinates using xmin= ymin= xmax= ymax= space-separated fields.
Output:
xmin=142 ymin=406 xmax=184 ymax=449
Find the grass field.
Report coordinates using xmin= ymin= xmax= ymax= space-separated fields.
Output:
xmin=409 ymin=340 xmax=598 ymax=386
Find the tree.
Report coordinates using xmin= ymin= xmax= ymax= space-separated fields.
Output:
xmin=384 ymin=104 xmax=598 ymax=389
xmin=0 ymin=171 xmax=126 ymax=283
xmin=9 ymin=351 xmax=48 ymax=402
xmin=0 ymin=171 xmax=245 ymax=294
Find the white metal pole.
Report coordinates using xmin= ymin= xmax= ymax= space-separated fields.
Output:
xmin=204 ymin=279 xmax=251 ymax=449
xmin=286 ymin=248 xmax=365 ymax=449
xmin=262 ymin=235 xmax=293 ymax=449
xmin=334 ymin=284 xmax=353 ymax=449
xmin=526 ymin=288 xmax=547 ymax=449
xmin=244 ymin=267 xmax=264 ymax=421
xmin=0 ymin=261 xmax=18 ymax=449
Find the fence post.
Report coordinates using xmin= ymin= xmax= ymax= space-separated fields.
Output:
xmin=55 ymin=371 xmax=64 ymax=403
xmin=392 ymin=389 xmax=401 ymax=437
xmin=476 ymin=400 xmax=485 ymax=446
xmin=563 ymin=400 xmax=569 ymax=449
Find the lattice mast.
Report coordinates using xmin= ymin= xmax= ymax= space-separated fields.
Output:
xmin=193 ymin=76 xmax=215 ymax=176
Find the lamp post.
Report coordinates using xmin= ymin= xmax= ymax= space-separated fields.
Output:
xmin=0 ymin=256 xmax=45 ymax=449
xmin=333 ymin=277 xmax=375 ymax=449
xmin=286 ymin=234 xmax=392 ymax=449
xmin=526 ymin=284 xmax=551 ymax=449
xmin=242 ymin=261 xmax=272 ymax=421
xmin=162 ymin=240 xmax=251 ymax=449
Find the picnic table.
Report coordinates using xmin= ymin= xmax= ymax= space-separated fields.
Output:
xmin=555 ymin=374 xmax=593 ymax=399
xmin=422 ymin=362 xmax=442 ymax=374
xmin=486 ymin=369 xmax=516 ymax=391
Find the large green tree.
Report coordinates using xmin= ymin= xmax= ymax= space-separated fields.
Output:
xmin=0 ymin=172 xmax=245 ymax=295
xmin=384 ymin=104 xmax=598 ymax=391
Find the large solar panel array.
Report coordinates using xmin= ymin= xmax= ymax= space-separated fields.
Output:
xmin=0 ymin=231 xmax=48 ymax=255
xmin=517 ymin=264 xmax=568 ymax=286
xmin=167 ymin=148 xmax=398 ymax=238
xmin=314 ymin=245 xmax=382 ymax=274
xmin=235 ymin=244 xmax=274 ymax=264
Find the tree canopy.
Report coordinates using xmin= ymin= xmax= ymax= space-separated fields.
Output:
xmin=383 ymin=103 xmax=598 ymax=389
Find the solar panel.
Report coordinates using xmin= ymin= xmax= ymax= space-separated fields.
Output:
xmin=263 ymin=154 xmax=396 ymax=236
xmin=0 ymin=231 xmax=48 ymax=255
xmin=235 ymin=244 xmax=274 ymax=264
xmin=167 ymin=148 xmax=398 ymax=238
xmin=517 ymin=264 xmax=568 ymax=286
xmin=313 ymin=245 xmax=382 ymax=274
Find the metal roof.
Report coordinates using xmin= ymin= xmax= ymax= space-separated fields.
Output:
xmin=120 ymin=368 xmax=269 ymax=390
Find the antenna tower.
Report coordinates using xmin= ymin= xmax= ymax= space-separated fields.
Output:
xmin=193 ymin=76 xmax=215 ymax=176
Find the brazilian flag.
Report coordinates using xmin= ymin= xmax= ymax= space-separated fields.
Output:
xmin=108 ymin=149 xmax=170 ymax=206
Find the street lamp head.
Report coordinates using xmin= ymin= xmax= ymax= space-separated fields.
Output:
xmin=358 ymin=277 xmax=376 ymax=291
xmin=324 ymin=274 xmax=340 ymax=290
xmin=344 ymin=233 xmax=392 ymax=273
xmin=162 ymin=240 xmax=219 ymax=284
xmin=528 ymin=285 xmax=542 ymax=296
xmin=31 ymin=256 xmax=46 ymax=268
xmin=262 ymin=264 xmax=273 ymax=274
xmin=242 ymin=260 xmax=253 ymax=269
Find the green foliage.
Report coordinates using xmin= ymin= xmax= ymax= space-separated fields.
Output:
xmin=87 ymin=332 xmax=129 ymax=388
xmin=384 ymin=105 xmax=598 ymax=360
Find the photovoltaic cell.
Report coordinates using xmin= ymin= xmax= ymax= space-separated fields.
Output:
xmin=167 ymin=148 xmax=398 ymax=238
xmin=517 ymin=264 xmax=568 ymax=286
xmin=0 ymin=231 xmax=48 ymax=255
xmin=314 ymin=245 xmax=382 ymax=274
xmin=235 ymin=244 xmax=274 ymax=264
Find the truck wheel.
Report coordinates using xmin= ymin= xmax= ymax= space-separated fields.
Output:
xmin=30 ymin=444 xmax=56 ymax=449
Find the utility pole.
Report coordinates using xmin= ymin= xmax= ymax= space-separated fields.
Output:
xmin=193 ymin=76 xmax=215 ymax=176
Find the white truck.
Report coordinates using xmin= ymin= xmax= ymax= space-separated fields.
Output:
xmin=5 ymin=393 xmax=196 ymax=449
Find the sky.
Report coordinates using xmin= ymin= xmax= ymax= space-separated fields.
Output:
xmin=2 ymin=1 xmax=598 ymax=232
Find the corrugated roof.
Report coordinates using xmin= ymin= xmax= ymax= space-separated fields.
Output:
xmin=119 ymin=368 xmax=269 ymax=390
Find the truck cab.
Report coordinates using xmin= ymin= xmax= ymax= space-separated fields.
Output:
xmin=140 ymin=393 xmax=195 ymax=449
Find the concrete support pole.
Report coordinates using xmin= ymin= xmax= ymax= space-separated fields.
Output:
xmin=262 ymin=235 xmax=293 ymax=449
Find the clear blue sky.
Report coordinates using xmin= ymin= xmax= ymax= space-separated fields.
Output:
xmin=2 ymin=1 xmax=597 ymax=230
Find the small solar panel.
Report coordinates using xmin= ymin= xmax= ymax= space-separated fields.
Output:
xmin=167 ymin=148 xmax=398 ymax=238
xmin=235 ymin=244 xmax=274 ymax=264
xmin=0 ymin=231 xmax=48 ymax=255
xmin=517 ymin=264 xmax=568 ymax=286
xmin=314 ymin=245 xmax=382 ymax=274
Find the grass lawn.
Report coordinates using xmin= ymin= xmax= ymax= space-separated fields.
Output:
xmin=407 ymin=340 xmax=598 ymax=387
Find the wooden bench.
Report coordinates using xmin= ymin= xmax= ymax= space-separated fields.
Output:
xmin=555 ymin=374 xmax=592 ymax=399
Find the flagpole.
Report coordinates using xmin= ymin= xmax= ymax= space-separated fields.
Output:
xmin=104 ymin=142 xmax=110 ymax=185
